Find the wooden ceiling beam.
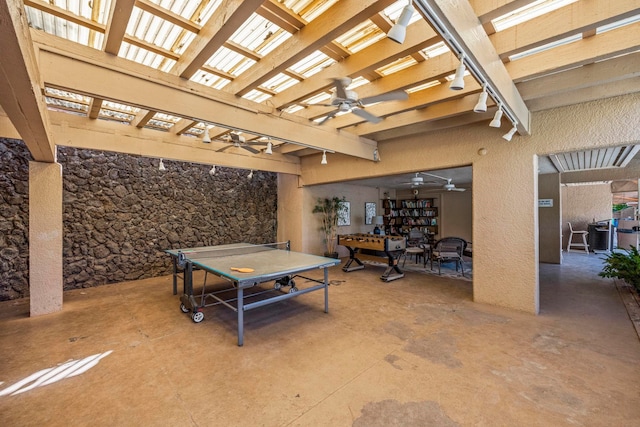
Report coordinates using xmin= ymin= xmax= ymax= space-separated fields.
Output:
xmin=518 ymin=52 xmax=640 ymax=101
xmin=258 ymin=1 xmax=305 ymax=33
xmin=88 ymin=98 xmax=104 ymax=119
xmin=172 ymin=118 xmax=199 ymax=135
xmin=269 ymin=19 xmax=440 ymax=110
xmin=34 ymin=41 xmax=377 ymax=159
xmin=491 ymin=0 xmax=640 ymax=60
xmin=0 ymin=0 xmax=55 ymax=162
xmin=103 ymin=0 xmax=136 ymax=54
xmin=470 ymin=0 xmax=538 ymax=23
xmin=506 ymin=21 xmax=640 ymax=82
xmin=225 ymin=0 xmax=397 ymax=97
xmin=23 ymin=0 xmax=105 ymax=32
xmin=131 ymin=110 xmax=156 ymax=128
xmin=43 ymin=111 xmax=301 ymax=174
xmin=172 ymin=0 xmax=264 ymax=79
xmin=415 ymin=0 xmax=530 ymax=135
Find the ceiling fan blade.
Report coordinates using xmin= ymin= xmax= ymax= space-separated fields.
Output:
xmin=360 ymin=90 xmax=408 ymax=105
xmin=332 ymin=78 xmax=350 ymax=99
xmin=351 ymin=107 xmax=382 ymax=124
xmin=216 ymin=145 xmax=232 ymax=152
xmin=317 ymin=110 xmax=339 ymax=125
xmin=452 ymin=187 xmax=466 ymax=192
xmin=420 ymin=171 xmax=449 ymax=182
xmin=242 ymin=145 xmax=260 ymax=154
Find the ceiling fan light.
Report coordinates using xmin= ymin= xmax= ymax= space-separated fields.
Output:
xmin=158 ymin=158 xmax=166 ymax=171
xmin=202 ymin=126 xmax=211 ymax=143
xmin=502 ymin=124 xmax=518 ymax=141
xmin=473 ymin=88 xmax=488 ymax=113
xmin=265 ymin=141 xmax=273 ymax=155
xmin=489 ymin=107 xmax=503 ymax=128
xmin=449 ymin=62 xmax=466 ymax=90
xmin=387 ymin=3 xmax=414 ymax=44
xmin=321 ymin=151 xmax=328 ymax=165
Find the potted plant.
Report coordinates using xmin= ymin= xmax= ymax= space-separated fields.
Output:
xmin=313 ymin=196 xmax=347 ymax=258
xmin=599 ymin=246 xmax=640 ymax=293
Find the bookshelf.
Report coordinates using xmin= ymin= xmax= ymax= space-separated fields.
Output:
xmin=383 ymin=198 xmax=438 ymax=236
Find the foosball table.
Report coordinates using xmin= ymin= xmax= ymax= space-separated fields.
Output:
xmin=337 ymin=233 xmax=407 ymax=282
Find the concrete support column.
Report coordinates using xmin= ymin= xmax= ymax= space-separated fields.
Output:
xmin=277 ymin=173 xmax=303 ymax=252
xmin=28 ymin=161 xmax=63 ymax=316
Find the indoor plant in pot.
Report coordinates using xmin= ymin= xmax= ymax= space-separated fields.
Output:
xmin=599 ymin=246 xmax=640 ymax=293
xmin=313 ymin=196 xmax=347 ymax=258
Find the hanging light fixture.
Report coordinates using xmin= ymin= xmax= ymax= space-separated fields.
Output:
xmin=449 ymin=54 xmax=466 ymax=90
xmin=502 ymin=123 xmax=518 ymax=141
xmin=321 ymin=151 xmax=328 ymax=165
xmin=209 ymin=165 xmax=216 ymax=176
xmin=202 ymin=126 xmax=211 ymax=143
xmin=265 ymin=140 xmax=273 ymax=155
xmin=247 ymin=170 xmax=253 ymax=179
xmin=373 ymin=148 xmax=381 ymax=162
xmin=490 ymin=104 xmax=503 ymax=128
xmin=387 ymin=0 xmax=415 ymax=44
xmin=158 ymin=159 xmax=166 ymax=171
xmin=473 ymin=85 xmax=488 ymax=113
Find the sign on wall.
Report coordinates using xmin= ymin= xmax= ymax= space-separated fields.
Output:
xmin=539 ymin=199 xmax=554 ymax=207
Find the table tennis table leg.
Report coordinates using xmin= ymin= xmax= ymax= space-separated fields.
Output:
xmin=324 ymin=267 xmax=329 ymax=313
xmin=171 ymin=256 xmax=178 ymax=295
xmin=237 ymin=287 xmax=244 ymax=347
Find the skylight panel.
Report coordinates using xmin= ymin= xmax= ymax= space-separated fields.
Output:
xmin=492 ymin=0 xmax=578 ymax=32
xmin=229 ymin=14 xmax=290 ymax=56
xmin=45 ymin=88 xmax=90 ymax=103
xmin=147 ymin=119 xmax=173 ymax=130
xmin=191 ymin=71 xmax=231 ymax=90
xmin=196 ymin=0 xmax=224 ymax=25
xmin=377 ymin=56 xmax=418 ymax=76
xmin=597 ymin=14 xmax=640 ymax=34
xmin=261 ymin=74 xmax=300 ymax=93
xmin=282 ymin=104 xmax=305 ymax=114
xmin=100 ymin=109 xmax=135 ymax=123
xmin=119 ymin=42 xmax=166 ymax=68
xmin=102 ymin=102 xmax=139 ymax=115
xmin=154 ymin=113 xmax=181 ymax=124
xmin=346 ymin=76 xmax=370 ymax=90
xmin=206 ymin=46 xmax=256 ymax=76
xmin=293 ymin=0 xmax=339 ymax=22
xmin=303 ymin=92 xmax=332 ymax=105
xmin=508 ymin=33 xmax=582 ymax=61
xmin=406 ymin=80 xmax=441 ymax=94
xmin=242 ymin=90 xmax=272 ymax=103
xmin=383 ymin=1 xmax=421 ymax=26
xmin=420 ymin=41 xmax=450 ymax=59
xmin=334 ymin=20 xmax=385 ymax=53
xmin=45 ymin=97 xmax=88 ymax=113
xmin=289 ymin=51 xmax=335 ymax=78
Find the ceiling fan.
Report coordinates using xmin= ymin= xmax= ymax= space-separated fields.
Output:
xmin=421 ymin=172 xmax=466 ymax=192
xmin=215 ymin=133 xmax=267 ymax=154
xmin=315 ymin=77 xmax=408 ymax=125
xmin=399 ymin=173 xmax=437 ymax=187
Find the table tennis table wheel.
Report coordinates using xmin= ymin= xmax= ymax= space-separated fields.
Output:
xmin=191 ymin=311 xmax=204 ymax=323
xmin=274 ymin=281 xmax=282 ymax=290
xmin=180 ymin=303 xmax=190 ymax=313
xmin=288 ymin=286 xmax=298 ymax=293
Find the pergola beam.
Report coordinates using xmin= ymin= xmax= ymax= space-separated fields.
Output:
xmin=0 ymin=0 xmax=55 ymax=162
xmin=226 ymin=0 xmax=397 ymax=97
xmin=102 ymin=0 xmax=136 ymax=54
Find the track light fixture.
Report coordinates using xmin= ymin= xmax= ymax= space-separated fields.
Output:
xmin=265 ymin=140 xmax=273 ymax=155
xmin=247 ymin=170 xmax=253 ymax=180
xmin=202 ymin=126 xmax=211 ymax=143
xmin=489 ymin=105 xmax=503 ymax=128
xmin=209 ymin=165 xmax=216 ymax=176
xmin=449 ymin=54 xmax=466 ymax=90
xmin=373 ymin=148 xmax=381 ymax=162
xmin=321 ymin=151 xmax=328 ymax=165
xmin=387 ymin=1 xmax=414 ymax=44
xmin=158 ymin=159 xmax=166 ymax=171
xmin=502 ymin=123 xmax=518 ymax=141
xmin=474 ymin=85 xmax=488 ymax=113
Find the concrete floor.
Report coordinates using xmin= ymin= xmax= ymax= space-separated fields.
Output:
xmin=0 ymin=252 xmax=639 ymax=426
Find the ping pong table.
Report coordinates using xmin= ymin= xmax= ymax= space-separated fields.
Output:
xmin=165 ymin=242 xmax=341 ymax=346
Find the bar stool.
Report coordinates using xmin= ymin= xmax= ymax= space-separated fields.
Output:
xmin=567 ymin=222 xmax=589 ymax=253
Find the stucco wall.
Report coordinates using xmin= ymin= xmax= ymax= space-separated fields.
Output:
xmin=294 ymin=94 xmax=640 ymax=314
xmin=561 ymin=183 xmax=612 ymax=250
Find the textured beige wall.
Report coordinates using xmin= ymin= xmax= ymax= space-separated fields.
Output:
xmin=539 ymin=173 xmax=562 ymax=263
xmin=438 ymin=191 xmax=472 ymax=241
xmin=561 ymin=184 xmax=612 ymax=250
xmin=277 ymin=173 xmax=304 ymax=252
xmin=291 ymin=94 xmax=640 ymax=314
xmin=29 ymin=161 xmax=63 ymax=316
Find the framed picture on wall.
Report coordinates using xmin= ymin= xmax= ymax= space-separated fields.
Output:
xmin=338 ymin=201 xmax=350 ymax=226
xmin=365 ymin=202 xmax=376 ymax=225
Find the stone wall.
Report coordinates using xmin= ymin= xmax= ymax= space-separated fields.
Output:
xmin=0 ymin=140 xmax=277 ymax=300
xmin=0 ymin=139 xmax=31 ymax=300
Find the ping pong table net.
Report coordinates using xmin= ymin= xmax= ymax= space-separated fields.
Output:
xmin=177 ymin=242 xmax=290 ymax=267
